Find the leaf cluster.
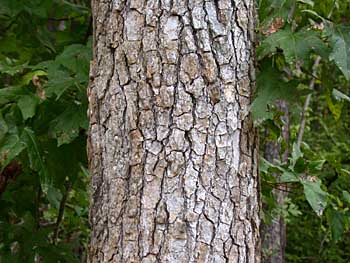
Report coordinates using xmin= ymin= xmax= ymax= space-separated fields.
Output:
xmin=0 ymin=0 xmax=91 ymax=262
xmin=256 ymin=0 xmax=350 ymax=261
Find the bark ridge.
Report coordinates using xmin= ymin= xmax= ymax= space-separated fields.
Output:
xmin=88 ymin=0 xmax=260 ymax=262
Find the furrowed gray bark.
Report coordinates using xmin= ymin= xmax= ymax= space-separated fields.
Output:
xmin=87 ymin=0 xmax=260 ymax=262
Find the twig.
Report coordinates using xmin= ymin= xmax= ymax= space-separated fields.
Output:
xmin=272 ymin=187 xmax=297 ymax=194
xmin=48 ymin=14 xmax=86 ymax=21
xmin=319 ymin=228 xmax=330 ymax=254
xmin=263 ymin=181 xmax=301 ymax=194
xmin=264 ymin=181 xmax=300 ymax=187
xmin=301 ymin=68 xmax=321 ymax=81
xmin=297 ymin=56 xmax=321 ymax=148
xmin=287 ymin=2 xmax=296 ymax=23
xmin=53 ymin=181 xmax=72 ymax=244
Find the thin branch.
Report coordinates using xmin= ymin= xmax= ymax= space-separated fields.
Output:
xmin=53 ymin=181 xmax=72 ymax=244
xmin=48 ymin=14 xmax=86 ymax=21
xmin=301 ymin=68 xmax=321 ymax=81
xmin=269 ymin=185 xmax=297 ymax=194
xmin=264 ymin=181 xmax=300 ymax=187
xmin=297 ymin=56 xmax=321 ymax=148
xmin=287 ymin=2 xmax=296 ymax=23
xmin=263 ymin=181 xmax=301 ymax=194
xmin=319 ymin=229 xmax=331 ymax=254
xmin=40 ymin=222 xmax=56 ymax=228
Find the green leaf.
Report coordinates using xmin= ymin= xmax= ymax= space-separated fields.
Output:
xmin=22 ymin=127 xmax=51 ymax=193
xmin=20 ymin=70 xmax=47 ymax=86
xmin=0 ymin=134 xmax=26 ymax=168
xmin=340 ymin=168 xmax=350 ymax=176
xmin=258 ymin=0 xmax=294 ymax=23
xmin=49 ymin=104 xmax=88 ymax=146
xmin=327 ymin=209 xmax=345 ymax=241
xmin=327 ymin=24 xmax=350 ymax=80
xmin=42 ymin=43 xmax=91 ymax=99
xmin=342 ymin=190 xmax=350 ymax=205
xmin=47 ymin=186 xmax=62 ymax=209
xmin=55 ymin=44 xmax=91 ymax=75
xmin=308 ymin=159 xmax=326 ymax=171
xmin=24 ymin=0 xmax=52 ymax=18
xmin=260 ymin=157 xmax=274 ymax=173
xmin=17 ymin=95 xmax=40 ymax=120
xmin=0 ymin=0 xmax=25 ymax=17
xmin=332 ymin=88 xmax=350 ymax=102
xmin=0 ymin=61 xmax=29 ymax=76
xmin=252 ymin=62 xmax=298 ymax=122
xmin=326 ymin=91 xmax=343 ymax=120
xmin=302 ymin=180 xmax=328 ymax=216
xmin=258 ymin=29 xmax=327 ymax=64
xmin=301 ymin=9 xmax=327 ymax=22
xmin=290 ymin=143 xmax=303 ymax=169
xmin=0 ymin=86 xmax=29 ymax=101
xmin=80 ymin=163 xmax=90 ymax=177
xmin=45 ymin=66 xmax=75 ymax=99
xmin=259 ymin=157 xmax=283 ymax=173
xmin=45 ymin=138 xmax=86 ymax=185
xmin=0 ymin=111 xmax=8 ymax=141
xmin=280 ymin=170 xmax=299 ymax=183
xmin=298 ymin=0 xmax=314 ymax=6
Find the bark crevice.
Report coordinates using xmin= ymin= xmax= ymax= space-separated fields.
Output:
xmin=88 ymin=1 xmax=260 ymax=262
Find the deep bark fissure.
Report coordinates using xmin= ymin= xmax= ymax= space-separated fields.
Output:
xmin=88 ymin=1 xmax=260 ymax=262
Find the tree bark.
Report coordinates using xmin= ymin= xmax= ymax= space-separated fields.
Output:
xmin=87 ymin=1 xmax=260 ymax=262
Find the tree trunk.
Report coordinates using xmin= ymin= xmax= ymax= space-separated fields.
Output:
xmin=262 ymin=100 xmax=289 ymax=263
xmin=87 ymin=1 xmax=260 ymax=262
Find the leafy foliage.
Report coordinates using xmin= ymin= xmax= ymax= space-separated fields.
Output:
xmin=257 ymin=0 xmax=350 ymax=261
xmin=0 ymin=0 xmax=91 ymax=262
xmin=258 ymin=29 xmax=327 ymax=64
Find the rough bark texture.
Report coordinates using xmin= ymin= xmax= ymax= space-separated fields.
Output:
xmin=87 ymin=0 xmax=259 ymax=262
xmin=262 ymin=100 xmax=289 ymax=263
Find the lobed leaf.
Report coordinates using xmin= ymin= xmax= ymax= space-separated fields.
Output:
xmin=258 ymin=28 xmax=327 ymax=64
xmin=49 ymin=104 xmax=88 ymax=146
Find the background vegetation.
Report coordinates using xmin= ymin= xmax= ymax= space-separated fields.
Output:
xmin=0 ymin=0 xmax=349 ymax=262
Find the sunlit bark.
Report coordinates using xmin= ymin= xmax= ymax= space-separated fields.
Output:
xmin=87 ymin=1 xmax=260 ymax=262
